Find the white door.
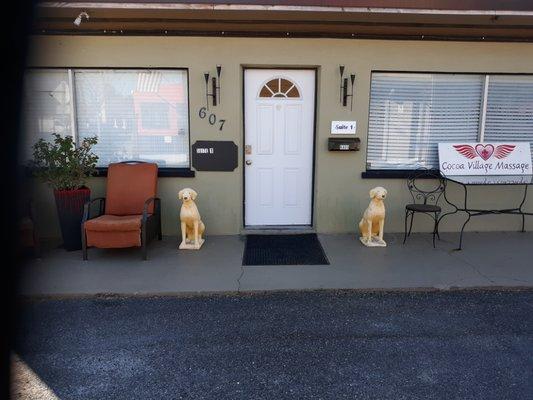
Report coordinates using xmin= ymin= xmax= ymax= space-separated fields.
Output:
xmin=244 ymin=69 xmax=315 ymax=226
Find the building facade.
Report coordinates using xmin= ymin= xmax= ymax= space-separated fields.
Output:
xmin=26 ymin=1 xmax=533 ymax=238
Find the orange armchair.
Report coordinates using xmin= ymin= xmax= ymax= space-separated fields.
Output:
xmin=82 ymin=161 xmax=162 ymax=260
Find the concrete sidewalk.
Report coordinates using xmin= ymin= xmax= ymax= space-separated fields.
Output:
xmin=19 ymin=232 xmax=533 ymax=296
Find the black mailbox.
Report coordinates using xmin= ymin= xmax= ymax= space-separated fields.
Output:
xmin=328 ymin=137 xmax=360 ymax=152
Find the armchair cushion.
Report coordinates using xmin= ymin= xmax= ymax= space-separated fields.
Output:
xmin=84 ymin=214 xmax=142 ymax=232
xmin=84 ymin=215 xmax=143 ymax=248
xmin=105 ymin=163 xmax=158 ymax=216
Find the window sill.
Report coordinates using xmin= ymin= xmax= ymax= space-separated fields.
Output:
xmin=95 ymin=167 xmax=195 ymax=178
xmin=362 ymin=170 xmax=440 ymax=179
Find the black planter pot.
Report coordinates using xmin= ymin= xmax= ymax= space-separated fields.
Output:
xmin=54 ymin=187 xmax=91 ymax=251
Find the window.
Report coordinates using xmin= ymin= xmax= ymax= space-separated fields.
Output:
xmin=484 ymin=75 xmax=533 ymax=156
xmin=259 ymin=78 xmax=300 ymax=98
xmin=20 ymin=69 xmax=74 ymax=161
xmin=367 ymin=72 xmax=533 ymax=171
xmin=75 ymin=69 xmax=189 ymax=168
xmin=21 ymin=68 xmax=190 ymax=169
xmin=140 ymin=103 xmax=170 ymax=130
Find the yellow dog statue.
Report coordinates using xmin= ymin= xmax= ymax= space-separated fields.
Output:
xmin=358 ymin=186 xmax=387 ymax=247
xmin=178 ymin=188 xmax=205 ymax=250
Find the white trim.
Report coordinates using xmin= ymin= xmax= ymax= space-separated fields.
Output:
xmin=479 ymin=74 xmax=490 ymax=142
xmin=37 ymin=3 xmax=533 ymax=16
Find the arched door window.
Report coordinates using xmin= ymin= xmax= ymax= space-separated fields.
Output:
xmin=259 ymin=78 xmax=301 ymax=98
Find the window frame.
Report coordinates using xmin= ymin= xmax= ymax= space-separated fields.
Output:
xmin=24 ymin=66 xmax=194 ymax=178
xmin=364 ymin=70 xmax=533 ymax=178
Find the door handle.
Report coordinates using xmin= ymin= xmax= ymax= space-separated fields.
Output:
xmin=245 ymin=160 xmax=252 ymax=165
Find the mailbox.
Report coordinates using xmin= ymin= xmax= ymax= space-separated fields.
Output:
xmin=328 ymin=137 xmax=360 ymax=152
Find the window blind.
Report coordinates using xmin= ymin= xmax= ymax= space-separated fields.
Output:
xmin=75 ymin=69 xmax=190 ymax=168
xmin=367 ymin=73 xmax=484 ymax=170
xmin=20 ymin=69 xmax=73 ymax=161
xmin=484 ymin=75 xmax=533 ymax=159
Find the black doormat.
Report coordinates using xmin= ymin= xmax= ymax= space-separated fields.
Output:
xmin=243 ymin=234 xmax=330 ymax=266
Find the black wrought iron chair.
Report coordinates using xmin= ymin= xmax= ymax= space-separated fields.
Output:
xmin=403 ymin=170 xmax=445 ymax=247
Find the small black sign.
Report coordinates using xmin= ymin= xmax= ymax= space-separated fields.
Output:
xmin=192 ymin=141 xmax=238 ymax=171
xmin=328 ymin=137 xmax=361 ymax=152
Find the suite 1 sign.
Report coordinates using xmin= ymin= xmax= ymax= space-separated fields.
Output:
xmin=438 ymin=142 xmax=532 ymax=176
xmin=331 ymin=121 xmax=356 ymax=135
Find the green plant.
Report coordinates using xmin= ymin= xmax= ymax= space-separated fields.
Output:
xmin=30 ymin=133 xmax=99 ymax=190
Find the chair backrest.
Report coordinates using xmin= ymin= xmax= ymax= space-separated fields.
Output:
xmin=105 ymin=161 xmax=158 ymax=215
xmin=407 ymin=170 xmax=445 ymax=205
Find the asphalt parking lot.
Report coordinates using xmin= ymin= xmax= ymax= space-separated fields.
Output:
xmin=14 ymin=289 xmax=533 ymax=399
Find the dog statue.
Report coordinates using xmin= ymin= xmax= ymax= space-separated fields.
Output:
xmin=178 ymin=188 xmax=205 ymax=250
xmin=358 ymin=186 xmax=388 ymax=247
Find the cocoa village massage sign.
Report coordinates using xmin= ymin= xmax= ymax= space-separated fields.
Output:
xmin=438 ymin=143 xmax=532 ymax=176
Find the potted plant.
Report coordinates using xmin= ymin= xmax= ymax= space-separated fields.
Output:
xmin=30 ymin=133 xmax=98 ymax=251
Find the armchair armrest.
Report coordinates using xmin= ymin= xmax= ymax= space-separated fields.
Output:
xmin=82 ymin=197 xmax=106 ymax=223
xmin=142 ymin=197 xmax=161 ymax=223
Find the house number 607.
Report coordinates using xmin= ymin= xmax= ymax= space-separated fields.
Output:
xmin=198 ymin=107 xmax=226 ymax=131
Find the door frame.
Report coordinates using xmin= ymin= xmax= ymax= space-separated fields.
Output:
xmin=242 ymin=66 xmax=319 ymax=228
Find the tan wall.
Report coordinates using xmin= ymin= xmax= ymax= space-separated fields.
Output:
xmin=26 ymin=35 xmax=533 ymax=238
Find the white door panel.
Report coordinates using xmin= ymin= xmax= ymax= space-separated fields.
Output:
xmin=245 ymin=69 xmax=315 ymax=226
xmin=284 ymin=104 xmax=302 ymax=155
xmin=257 ymin=105 xmax=274 ymax=154
xmin=258 ymin=168 xmax=274 ymax=206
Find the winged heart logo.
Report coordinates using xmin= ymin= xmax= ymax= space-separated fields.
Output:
xmin=453 ymin=144 xmax=516 ymax=161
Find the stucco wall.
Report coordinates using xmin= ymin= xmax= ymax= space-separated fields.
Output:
xmin=26 ymin=35 xmax=533 ymax=238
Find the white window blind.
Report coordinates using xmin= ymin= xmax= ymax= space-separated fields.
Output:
xmin=75 ymin=69 xmax=189 ymax=168
xmin=367 ymin=73 xmax=484 ymax=170
xmin=484 ymin=75 xmax=533 ymax=159
xmin=20 ymin=69 xmax=73 ymax=161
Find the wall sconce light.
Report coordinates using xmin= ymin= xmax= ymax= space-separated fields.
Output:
xmin=339 ymin=65 xmax=345 ymax=103
xmin=339 ymin=66 xmax=356 ymax=111
xmin=73 ymin=11 xmax=89 ymax=27
xmin=204 ymin=65 xmax=222 ymax=109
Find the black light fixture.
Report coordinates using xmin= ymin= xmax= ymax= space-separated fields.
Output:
xmin=339 ymin=65 xmax=345 ymax=103
xmin=339 ymin=65 xmax=356 ymax=111
xmin=204 ymin=65 xmax=222 ymax=109
xmin=73 ymin=11 xmax=89 ymax=26
xmin=342 ymin=74 xmax=356 ymax=111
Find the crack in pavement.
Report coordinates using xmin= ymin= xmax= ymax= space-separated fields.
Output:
xmin=449 ymin=252 xmax=497 ymax=284
xmin=236 ymin=262 xmax=245 ymax=292
xmin=429 ymin=236 xmax=496 ymax=287
xmin=435 ymin=233 xmax=533 ymax=287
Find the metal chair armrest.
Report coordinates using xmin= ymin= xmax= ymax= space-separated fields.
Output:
xmin=82 ymin=197 xmax=106 ymax=223
xmin=142 ymin=197 xmax=161 ymax=221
